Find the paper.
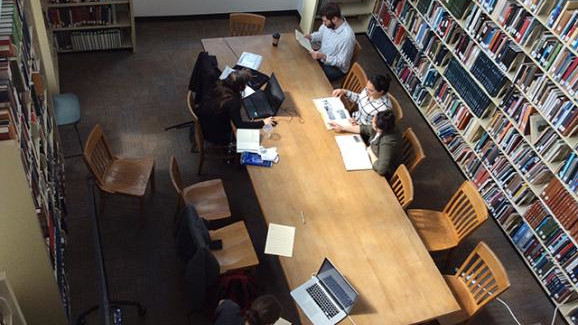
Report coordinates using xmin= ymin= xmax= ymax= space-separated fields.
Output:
xmin=274 ymin=318 xmax=292 ymax=325
xmin=260 ymin=146 xmax=279 ymax=163
xmin=313 ymin=97 xmax=352 ymax=129
xmin=219 ymin=65 xmax=235 ymax=80
xmin=237 ymin=52 xmax=263 ymax=70
xmin=236 ymin=129 xmax=260 ymax=153
xmin=242 ymin=85 xmax=255 ymax=98
xmin=335 ymin=135 xmax=373 ymax=171
xmin=265 ymin=223 xmax=296 ymax=257
xmin=295 ymin=29 xmax=313 ymax=52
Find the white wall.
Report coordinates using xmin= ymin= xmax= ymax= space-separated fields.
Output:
xmin=134 ymin=0 xmax=302 ymax=17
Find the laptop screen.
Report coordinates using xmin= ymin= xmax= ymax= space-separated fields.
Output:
xmin=264 ymin=73 xmax=285 ymax=113
xmin=317 ymin=258 xmax=358 ymax=312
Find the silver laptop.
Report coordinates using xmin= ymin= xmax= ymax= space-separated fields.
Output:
xmin=290 ymin=258 xmax=359 ymax=325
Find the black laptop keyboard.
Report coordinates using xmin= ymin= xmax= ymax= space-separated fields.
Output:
xmin=324 ymin=276 xmax=353 ymax=307
xmin=306 ymin=283 xmax=339 ymax=319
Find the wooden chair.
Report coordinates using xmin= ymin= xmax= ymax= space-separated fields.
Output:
xmin=388 ymin=164 xmax=413 ymax=209
xmin=350 ymin=40 xmax=362 ymax=69
xmin=437 ymin=242 xmax=510 ymax=325
xmin=83 ymin=124 xmax=155 ymax=212
xmin=211 ymin=220 xmax=260 ymax=274
xmin=229 ymin=13 xmax=266 ymax=36
xmin=387 ymin=93 xmax=403 ymax=123
xmin=340 ymin=62 xmax=368 ymax=113
xmin=406 ymin=181 xmax=488 ymax=252
xmin=169 ymin=156 xmax=231 ymax=223
xmin=400 ymin=128 xmax=426 ymax=174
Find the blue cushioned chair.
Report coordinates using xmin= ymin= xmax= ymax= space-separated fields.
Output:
xmin=53 ymin=93 xmax=82 ymax=157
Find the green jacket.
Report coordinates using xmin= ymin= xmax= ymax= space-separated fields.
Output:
xmin=360 ymin=125 xmax=401 ymax=177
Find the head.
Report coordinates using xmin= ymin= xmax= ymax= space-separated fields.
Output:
xmin=222 ymin=69 xmax=252 ymax=93
xmin=244 ymin=295 xmax=282 ymax=325
xmin=320 ymin=2 xmax=342 ymax=29
xmin=372 ymin=110 xmax=395 ymax=133
xmin=367 ymin=74 xmax=391 ymax=99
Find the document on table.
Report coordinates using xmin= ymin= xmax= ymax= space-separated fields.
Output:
xmin=237 ymin=52 xmax=263 ymax=70
xmin=265 ymin=223 xmax=296 ymax=257
xmin=219 ymin=65 xmax=235 ymax=80
xmin=313 ymin=97 xmax=352 ymax=129
xmin=335 ymin=135 xmax=373 ymax=171
xmin=295 ymin=29 xmax=313 ymax=52
xmin=274 ymin=318 xmax=292 ymax=325
xmin=236 ymin=129 xmax=260 ymax=153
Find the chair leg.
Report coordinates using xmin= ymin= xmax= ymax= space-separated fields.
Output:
xmin=74 ymin=122 xmax=82 ymax=151
xmin=174 ymin=197 xmax=183 ymax=226
xmin=99 ymin=191 xmax=107 ymax=215
xmin=197 ymin=153 xmax=204 ymax=176
xmin=149 ymin=165 xmax=156 ymax=193
xmin=139 ymin=196 xmax=144 ymax=215
xmin=443 ymin=247 xmax=455 ymax=273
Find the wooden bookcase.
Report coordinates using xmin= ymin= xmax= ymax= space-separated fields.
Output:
xmin=367 ymin=0 xmax=578 ymax=322
xmin=42 ymin=0 xmax=136 ymax=53
xmin=300 ymin=0 xmax=377 ymax=33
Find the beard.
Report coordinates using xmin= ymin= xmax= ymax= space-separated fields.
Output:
xmin=327 ymin=22 xmax=336 ymax=29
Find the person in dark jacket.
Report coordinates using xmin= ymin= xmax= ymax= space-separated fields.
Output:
xmin=214 ymin=295 xmax=282 ymax=325
xmin=197 ymin=69 xmax=275 ymax=144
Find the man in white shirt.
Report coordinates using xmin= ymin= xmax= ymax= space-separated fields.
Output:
xmin=306 ymin=2 xmax=356 ymax=82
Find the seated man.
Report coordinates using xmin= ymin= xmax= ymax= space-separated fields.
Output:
xmin=306 ymin=1 xmax=356 ymax=82
xmin=330 ymin=110 xmax=401 ymax=178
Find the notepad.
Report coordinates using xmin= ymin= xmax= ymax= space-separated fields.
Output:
xmin=265 ymin=223 xmax=296 ymax=257
xmin=274 ymin=318 xmax=292 ymax=325
xmin=295 ymin=29 xmax=313 ymax=52
xmin=313 ymin=97 xmax=352 ymax=129
xmin=335 ymin=135 xmax=373 ymax=171
xmin=236 ymin=129 xmax=260 ymax=153
xmin=237 ymin=52 xmax=263 ymax=70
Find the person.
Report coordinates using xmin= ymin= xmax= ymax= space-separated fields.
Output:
xmin=305 ymin=1 xmax=356 ymax=82
xmin=214 ymin=295 xmax=282 ymax=325
xmin=197 ymin=69 xmax=275 ymax=144
xmin=330 ymin=110 xmax=400 ymax=178
xmin=333 ymin=74 xmax=393 ymax=126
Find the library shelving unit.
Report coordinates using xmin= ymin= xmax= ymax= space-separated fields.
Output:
xmin=367 ymin=0 xmax=578 ymax=323
xmin=0 ymin=0 xmax=69 ymax=323
xmin=42 ymin=0 xmax=136 ymax=53
xmin=301 ymin=0 xmax=377 ymax=33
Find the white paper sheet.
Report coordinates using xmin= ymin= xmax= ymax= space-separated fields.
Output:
xmin=242 ymin=85 xmax=255 ymax=98
xmin=237 ymin=52 xmax=263 ymax=70
xmin=335 ymin=135 xmax=373 ymax=171
xmin=295 ymin=29 xmax=313 ymax=52
xmin=265 ymin=223 xmax=296 ymax=257
xmin=219 ymin=65 xmax=235 ymax=80
xmin=274 ymin=318 xmax=292 ymax=325
xmin=236 ymin=129 xmax=260 ymax=153
xmin=313 ymin=97 xmax=352 ymax=129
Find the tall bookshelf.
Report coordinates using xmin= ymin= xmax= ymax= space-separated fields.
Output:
xmin=300 ymin=0 xmax=377 ymax=33
xmin=42 ymin=0 xmax=136 ymax=53
xmin=367 ymin=0 xmax=578 ymax=322
xmin=0 ymin=0 xmax=69 ymax=322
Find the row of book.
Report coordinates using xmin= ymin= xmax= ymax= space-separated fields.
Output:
xmin=53 ymin=29 xmax=124 ymax=52
xmin=558 ymin=153 xmax=578 ymax=191
xmin=46 ymin=6 xmax=119 ymax=28
xmin=547 ymin=0 xmax=578 ymax=46
xmin=392 ymin=58 xmax=432 ymax=106
xmin=445 ymin=58 xmax=493 ymax=117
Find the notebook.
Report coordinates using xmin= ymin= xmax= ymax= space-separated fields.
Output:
xmin=334 ymin=135 xmax=373 ymax=171
xmin=243 ymin=73 xmax=285 ymax=119
xmin=236 ymin=129 xmax=260 ymax=153
xmin=313 ymin=97 xmax=352 ymax=129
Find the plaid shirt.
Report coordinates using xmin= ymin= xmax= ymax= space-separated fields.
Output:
xmin=347 ymin=88 xmax=392 ymax=125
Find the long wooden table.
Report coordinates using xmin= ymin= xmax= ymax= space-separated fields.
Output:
xmin=202 ymin=34 xmax=460 ymax=325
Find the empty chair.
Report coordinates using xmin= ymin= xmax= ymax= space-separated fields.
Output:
xmin=169 ymin=155 xmax=231 ymax=222
xmin=53 ymin=93 xmax=82 ymax=158
xmin=400 ymin=128 xmax=426 ymax=174
xmin=406 ymin=181 xmax=488 ymax=252
xmin=83 ymin=124 xmax=155 ymax=212
xmin=210 ymin=220 xmax=260 ymax=274
xmin=437 ymin=242 xmax=510 ymax=325
xmin=229 ymin=13 xmax=266 ymax=36
xmin=340 ymin=62 xmax=368 ymax=113
xmin=388 ymin=164 xmax=413 ymax=209
xmin=387 ymin=93 xmax=403 ymax=123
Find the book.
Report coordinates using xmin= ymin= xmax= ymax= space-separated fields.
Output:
xmin=236 ymin=129 xmax=260 ymax=153
xmin=313 ymin=97 xmax=352 ymax=129
xmin=240 ymin=152 xmax=273 ymax=168
xmin=236 ymin=52 xmax=263 ymax=70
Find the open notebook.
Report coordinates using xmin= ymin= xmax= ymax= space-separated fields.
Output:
xmin=335 ymin=135 xmax=373 ymax=171
xmin=313 ymin=97 xmax=352 ymax=130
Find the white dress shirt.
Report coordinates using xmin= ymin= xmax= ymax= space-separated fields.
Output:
xmin=311 ymin=19 xmax=356 ymax=73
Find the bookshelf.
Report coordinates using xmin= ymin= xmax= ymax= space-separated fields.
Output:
xmin=367 ymin=0 xmax=578 ymax=322
xmin=43 ymin=0 xmax=136 ymax=53
xmin=300 ymin=0 xmax=377 ymax=33
xmin=0 ymin=0 xmax=69 ymax=322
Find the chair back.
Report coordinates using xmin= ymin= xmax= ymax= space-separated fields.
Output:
xmin=456 ymin=242 xmax=510 ymax=312
xmin=387 ymin=93 xmax=403 ymax=123
xmin=83 ymin=124 xmax=114 ymax=188
xmin=444 ymin=181 xmax=488 ymax=242
xmin=350 ymin=40 xmax=362 ymax=70
xmin=389 ymin=164 xmax=414 ymax=209
xmin=341 ymin=62 xmax=368 ymax=112
xmin=169 ymin=155 xmax=185 ymax=195
xmin=187 ymin=91 xmax=205 ymax=154
xmin=401 ymin=128 xmax=426 ymax=174
xmin=229 ymin=13 xmax=266 ymax=36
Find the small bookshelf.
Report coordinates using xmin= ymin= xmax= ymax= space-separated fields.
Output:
xmin=42 ymin=0 xmax=135 ymax=52
xmin=367 ymin=0 xmax=578 ymax=322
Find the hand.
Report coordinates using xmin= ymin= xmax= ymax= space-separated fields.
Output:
xmin=310 ymin=51 xmax=326 ymax=61
xmin=329 ymin=121 xmax=343 ymax=132
xmin=263 ymin=117 xmax=275 ymax=126
xmin=332 ymin=89 xmax=346 ymax=97
xmin=348 ymin=117 xmax=358 ymax=126
xmin=304 ymin=34 xmax=312 ymax=40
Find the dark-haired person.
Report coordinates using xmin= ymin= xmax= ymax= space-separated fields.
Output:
xmin=305 ymin=1 xmax=356 ymax=82
xmin=330 ymin=110 xmax=401 ymax=177
xmin=197 ymin=69 xmax=275 ymax=145
xmin=332 ymin=74 xmax=393 ymax=126
xmin=214 ymin=295 xmax=282 ymax=325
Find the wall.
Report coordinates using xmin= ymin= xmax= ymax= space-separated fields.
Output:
xmin=134 ymin=0 xmax=302 ymax=17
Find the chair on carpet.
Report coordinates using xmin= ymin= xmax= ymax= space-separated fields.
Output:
xmin=53 ymin=93 xmax=83 ymax=158
xmin=229 ymin=13 xmax=266 ymax=36
xmin=388 ymin=164 xmax=413 ymax=209
xmin=387 ymin=93 xmax=403 ymax=123
xmin=400 ymin=128 xmax=426 ymax=174
xmin=340 ymin=62 xmax=368 ymax=113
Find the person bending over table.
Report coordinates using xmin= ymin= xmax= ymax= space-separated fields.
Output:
xmin=214 ymin=295 xmax=282 ymax=325
xmin=197 ymin=69 xmax=275 ymax=144
xmin=333 ymin=74 xmax=393 ymax=126
xmin=305 ymin=1 xmax=356 ymax=82
xmin=330 ymin=110 xmax=401 ymax=177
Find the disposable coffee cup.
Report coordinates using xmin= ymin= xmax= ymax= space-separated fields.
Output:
xmin=272 ymin=32 xmax=280 ymax=46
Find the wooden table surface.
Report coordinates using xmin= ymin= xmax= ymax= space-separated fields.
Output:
xmin=202 ymin=34 xmax=460 ymax=325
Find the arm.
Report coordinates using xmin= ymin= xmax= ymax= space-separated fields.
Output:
xmin=330 ymin=121 xmax=360 ymax=134
xmin=344 ymin=89 xmax=360 ymax=104
xmin=323 ymin=36 xmax=355 ymax=70
xmin=214 ymin=300 xmax=242 ymax=325
xmin=372 ymin=135 xmax=399 ymax=177
xmin=227 ymin=97 xmax=265 ymax=129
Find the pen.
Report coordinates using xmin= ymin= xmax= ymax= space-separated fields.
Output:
xmin=301 ymin=210 xmax=305 ymax=224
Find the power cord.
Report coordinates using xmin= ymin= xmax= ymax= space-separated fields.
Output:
xmin=347 ymin=315 xmax=358 ymax=325
xmin=550 ymin=303 xmax=560 ymax=325
xmin=495 ymin=297 xmax=522 ymax=325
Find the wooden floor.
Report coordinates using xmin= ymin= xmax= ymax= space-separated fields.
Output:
xmin=60 ymin=14 xmax=563 ymax=325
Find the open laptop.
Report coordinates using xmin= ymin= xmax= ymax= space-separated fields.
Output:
xmin=243 ymin=73 xmax=285 ymax=119
xmin=291 ymin=258 xmax=358 ymax=325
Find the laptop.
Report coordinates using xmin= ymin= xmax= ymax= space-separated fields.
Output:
xmin=243 ymin=73 xmax=285 ymax=119
xmin=290 ymin=258 xmax=359 ymax=325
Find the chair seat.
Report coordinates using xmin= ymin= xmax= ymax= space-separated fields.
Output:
xmin=102 ymin=157 xmax=154 ymax=196
xmin=210 ymin=221 xmax=259 ymax=274
xmin=182 ymin=179 xmax=231 ymax=221
xmin=406 ymin=209 xmax=459 ymax=252
xmin=436 ymin=275 xmax=475 ymax=325
xmin=53 ymin=93 xmax=81 ymax=126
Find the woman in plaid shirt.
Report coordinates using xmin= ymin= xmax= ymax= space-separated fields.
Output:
xmin=333 ymin=74 xmax=392 ymax=125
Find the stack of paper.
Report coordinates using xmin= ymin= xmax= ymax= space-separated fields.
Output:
xmin=236 ymin=129 xmax=260 ymax=153
xmin=335 ymin=135 xmax=373 ymax=171
xmin=260 ymin=147 xmax=279 ymax=163
xmin=237 ymin=52 xmax=263 ymax=70
xmin=265 ymin=223 xmax=296 ymax=257
xmin=313 ymin=97 xmax=352 ymax=129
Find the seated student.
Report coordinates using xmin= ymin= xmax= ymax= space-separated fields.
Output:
xmin=305 ymin=1 xmax=356 ymax=82
xmin=332 ymin=74 xmax=393 ymax=126
xmin=214 ymin=295 xmax=282 ymax=325
xmin=330 ymin=110 xmax=400 ymax=177
xmin=197 ymin=69 xmax=275 ymax=144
